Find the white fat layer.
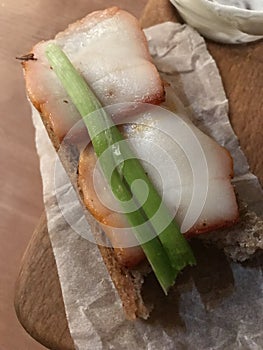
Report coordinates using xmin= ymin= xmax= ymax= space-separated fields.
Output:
xmin=28 ymin=9 xmax=163 ymax=140
xmin=91 ymin=97 xmax=238 ymax=236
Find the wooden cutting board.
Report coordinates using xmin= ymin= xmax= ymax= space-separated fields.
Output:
xmin=15 ymin=1 xmax=263 ymax=349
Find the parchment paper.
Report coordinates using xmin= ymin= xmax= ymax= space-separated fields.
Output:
xmin=32 ymin=23 xmax=263 ymax=349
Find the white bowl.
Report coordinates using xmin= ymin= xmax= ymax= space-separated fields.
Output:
xmin=170 ymin=0 xmax=263 ymax=44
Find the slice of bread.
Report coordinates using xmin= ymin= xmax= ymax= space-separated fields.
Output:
xmin=30 ymin=100 xmax=150 ymax=320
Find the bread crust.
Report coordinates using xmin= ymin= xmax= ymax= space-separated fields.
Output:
xmin=30 ymin=98 xmax=150 ymax=319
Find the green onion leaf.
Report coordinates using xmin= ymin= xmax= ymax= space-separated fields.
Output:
xmin=45 ymin=43 xmax=196 ymax=293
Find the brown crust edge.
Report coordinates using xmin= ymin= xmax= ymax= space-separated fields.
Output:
xmin=28 ymin=87 xmax=149 ymax=320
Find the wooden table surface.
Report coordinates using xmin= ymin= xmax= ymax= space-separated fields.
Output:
xmin=8 ymin=0 xmax=263 ymax=349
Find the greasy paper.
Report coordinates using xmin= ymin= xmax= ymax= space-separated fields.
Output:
xmin=32 ymin=23 xmax=263 ymax=350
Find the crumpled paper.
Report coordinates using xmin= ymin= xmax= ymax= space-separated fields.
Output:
xmin=32 ymin=23 xmax=263 ymax=350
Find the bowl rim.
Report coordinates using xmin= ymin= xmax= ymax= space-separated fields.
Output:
xmin=172 ymin=0 xmax=263 ymax=16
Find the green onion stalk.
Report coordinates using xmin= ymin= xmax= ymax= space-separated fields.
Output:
xmin=45 ymin=43 xmax=196 ymax=293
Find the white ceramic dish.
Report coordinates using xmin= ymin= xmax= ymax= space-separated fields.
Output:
xmin=170 ymin=0 xmax=263 ymax=43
